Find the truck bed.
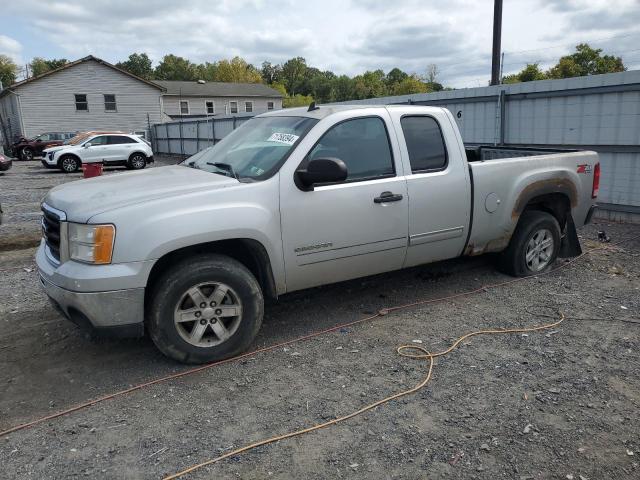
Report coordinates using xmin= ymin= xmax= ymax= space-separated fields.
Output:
xmin=465 ymin=145 xmax=578 ymax=162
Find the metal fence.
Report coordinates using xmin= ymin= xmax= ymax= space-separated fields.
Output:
xmin=151 ymin=115 xmax=254 ymax=157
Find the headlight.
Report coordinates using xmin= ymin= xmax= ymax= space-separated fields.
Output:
xmin=68 ymin=223 xmax=115 ymax=264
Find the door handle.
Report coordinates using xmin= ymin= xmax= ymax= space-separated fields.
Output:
xmin=374 ymin=191 xmax=403 ymax=203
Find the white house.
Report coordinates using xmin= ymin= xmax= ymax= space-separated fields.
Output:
xmin=0 ymin=55 xmax=165 ymax=143
xmin=156 ymin=80 xmax=283 ymax=120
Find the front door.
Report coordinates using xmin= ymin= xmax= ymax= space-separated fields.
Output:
xmin=279 ymin=110 xmax=409 ymax=292
xmin=82 ymin=135 xmax=109 ymax=162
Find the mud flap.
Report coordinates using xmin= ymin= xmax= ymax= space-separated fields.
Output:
xmin=559 ymin=212 xmax=582 ymax=258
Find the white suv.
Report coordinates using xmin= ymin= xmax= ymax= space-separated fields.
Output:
xmin=42 ymin=133 xmax=154 ymax=173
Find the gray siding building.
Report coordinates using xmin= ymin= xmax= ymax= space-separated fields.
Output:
xmin=0 ymin=56 xmax=164 ymax=143
xmin=156 ymin=80 xmax=283 ymax=120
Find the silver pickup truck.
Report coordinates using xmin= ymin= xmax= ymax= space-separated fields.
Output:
xmin=37 ymin=105 xmax=599 ymax=363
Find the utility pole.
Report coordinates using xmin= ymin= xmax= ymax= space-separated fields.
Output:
xmin=490 ymin=0 xmax=503 ymax=86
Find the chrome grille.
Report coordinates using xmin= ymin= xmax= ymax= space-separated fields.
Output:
xmin=42 ymin=206 xmax=61 ymax=262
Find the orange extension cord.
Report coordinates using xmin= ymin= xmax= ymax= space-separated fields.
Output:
xmin=164 ymin=312 xmax=566 ymax=479
xmin=0 ymin=234 xmax=637 ymax=448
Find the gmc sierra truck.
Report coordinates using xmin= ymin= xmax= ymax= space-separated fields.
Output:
xmin=36 ymin=105 xmax=599 ymax=363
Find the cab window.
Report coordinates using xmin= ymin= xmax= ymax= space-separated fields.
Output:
xmin=307 ymin=117 xmax=394 ymax=182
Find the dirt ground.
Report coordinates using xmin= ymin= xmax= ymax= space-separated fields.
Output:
xmin=0 ymin=159 xmax=639 ymax=479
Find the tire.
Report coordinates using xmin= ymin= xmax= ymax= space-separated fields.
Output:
xmin=127 ymin=153 xmax=147 ymax=170
xmin=147 ymin=254 xmax=264 ymax=364
xmin=59 ymin=155 xmax=80 ymax=173
xmin=498 ymin=210 xmax=561 ymax=277
xmin=21 ymin=147 xmax=34 ymax=161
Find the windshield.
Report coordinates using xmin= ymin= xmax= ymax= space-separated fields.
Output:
xmin=185 ymin=116 xmax=318 ymax=181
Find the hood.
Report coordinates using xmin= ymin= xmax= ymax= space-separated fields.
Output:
xmin=44 ymin=165 xmax=238 ymax=222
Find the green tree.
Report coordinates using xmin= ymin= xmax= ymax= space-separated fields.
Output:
xmin=352 ymin=70 xmax=388 ymax=99
xmin=283 ymin=93 xmax=314 ymax=108
xmin=154 ymin=54 xmax=197 ymax=81
xmin=332 ymin=75 xmax=356 ymax=102
xmin=385 ymin=68 xmax=409 ymax=89
xmin=547 ymin=43 xmax=625 ymax=79
xmin=30 ymin=57 xmax=68 ymax=77
xmin=502 ymin=63 xmax=548 ymax=84
xmin=390 ymin=75 xmax=429 ymax=95
xmin=261 ymin=61 xmax=282 ymax=84
xmin=115 ymin=53 xmax=153 ymax=80
xmin=194 ymin=62 xmax=218 ymax=81
xmin=281 ymin=57 xmax=307 ymax=95
xmin=0 ymin=55 xmax=18 ymax=88
xmin=212 ymin=56 xmax=262 ymax=83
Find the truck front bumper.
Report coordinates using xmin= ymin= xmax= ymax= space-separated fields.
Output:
xmin=36 ymin=242 xmax=149 ymax=338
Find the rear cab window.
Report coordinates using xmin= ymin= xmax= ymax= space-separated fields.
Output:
xmin=400 ymin=116 xmax=448 ymax=173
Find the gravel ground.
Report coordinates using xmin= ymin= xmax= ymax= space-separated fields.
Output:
xmin=0 ymin=159 xmax=639 ymax=479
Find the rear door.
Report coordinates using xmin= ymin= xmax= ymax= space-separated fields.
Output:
xmin=106 ymin=135 xmax=137 ymax=162
xmin=279 ymin=109 xmax=409 ymax=292
xmin=389 ymin=108 xmax=471 ymax=267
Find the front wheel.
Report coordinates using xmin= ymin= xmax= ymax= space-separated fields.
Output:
xmin=59 ymin=155 xmax=80 ymax=173
xmin=147 ymin=254 xmax=264 ymax=364
xmin=498 ymin=210 xmax=561 ymax=277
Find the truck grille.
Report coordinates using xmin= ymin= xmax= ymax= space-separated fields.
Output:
xmin=42 ymin=206 xmax=62 ymax=262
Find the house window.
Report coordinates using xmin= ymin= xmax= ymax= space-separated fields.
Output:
xmin=75 ymin=94 xmax=88 ymax=111
xmin=245 ymin=101 xmax=253 ymax=113
xmin=267 ymin=101 xmax=274 ymax=110
xmin=229 ymin=101 xmax=238 ymax=114
xmin=206 ymin=101 xmax=215 ymax=115
xmin=180 ymin=100 xmax=189 ymax=115
xmin=104 ymin=94 xmax=117 ymax=112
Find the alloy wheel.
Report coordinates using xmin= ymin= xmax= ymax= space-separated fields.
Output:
xmin=525 ymin=228 xmax=555 ymax=271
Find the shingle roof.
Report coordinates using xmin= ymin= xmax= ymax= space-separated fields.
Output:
xmin=156 ymin=80 xmax=283 ymax=98
xmin=0 ymin=55 xmax=164 ymax=98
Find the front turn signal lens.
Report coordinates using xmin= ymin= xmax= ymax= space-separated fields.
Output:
xmin=68 ymin=223 xmax=115 ymax=264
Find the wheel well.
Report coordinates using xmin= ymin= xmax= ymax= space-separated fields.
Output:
xmin=129 ymin=151 xmax=147 ymax=160
xmin=521 ymin=193 xmax=570 ymax=229
xmin=146 ymin=239 xmax=278 ymax=302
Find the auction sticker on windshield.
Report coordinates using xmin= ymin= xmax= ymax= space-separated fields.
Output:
xmin=267 ymin=133 xmax=299 ymax=145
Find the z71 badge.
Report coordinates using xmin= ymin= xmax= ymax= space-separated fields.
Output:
xmin=577 ymin=164 xmax=592 ymax=174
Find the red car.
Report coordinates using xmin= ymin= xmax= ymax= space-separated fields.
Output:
xmin=12 ymin=132 xmax=76 ymax=160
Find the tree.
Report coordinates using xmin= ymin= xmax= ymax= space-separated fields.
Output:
xmin=281 ymin=57 xmax=307 ymax=95
xmin=0 ymin=55 xmax=18 ymax=88
xmin=425 ymin=64 xmax=439 ymax=84
xmin=385 ymin=68 xmax=409 ymax=89
xmin=261 ymin=61 xmax=282 ymax=84
xmin=502 ymin=63 xmax=548 ymax=84
xmin=29 ymin=57 xmax=69 ymax=77
xmin=212 ymin=57 xmax=262 ymax=83
xmin=115 ymin=53 xmax=153 ymax=80
xmin=332 ymin=75 xmax=356 ymax=102
xmin=194 ymin=62 xmax=218 ymax=82
xmin=283 ymin=93 xmax=314 ymax=108
xmin=547 ymin=43 xmax=625 ymax=79
xmin=153 ymin=54 xmax=197 ymax=81
xmin=390 ymin=75 xmax=429 ymax=95
xmin=352 ymin=70 xmax=388 ymax=99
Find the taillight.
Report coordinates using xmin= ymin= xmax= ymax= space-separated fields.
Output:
xmin=592 ymin=162 xmax=600 ymax=199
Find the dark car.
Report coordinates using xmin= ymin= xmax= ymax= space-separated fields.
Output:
xmin=13 ymin=132 xmax=76 ymax=161
xmin=0 ymin=153 xmax=12 ymax=171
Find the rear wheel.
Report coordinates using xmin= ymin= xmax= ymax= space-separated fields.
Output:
xmin=127 ymin=153 xmax=146 ymax=170
xmin=148 ymin=254 xmax=264 ymax=364
xmin=60 ymin=155 xmax=80 ymax=173
xmin=21 ymin=147 xmax=34 ymax=161
xmin=498 ymin=210 xmax=561 ymax=277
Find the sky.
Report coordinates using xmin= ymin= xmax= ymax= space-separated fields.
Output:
xmin=1 ymin=0 xmax=639 ymax=88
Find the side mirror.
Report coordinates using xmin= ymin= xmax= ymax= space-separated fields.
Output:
xmin=84 ymin=143 xmax=92 ymax=148
xmin=295 ymin=157 xmax=348 ymax=190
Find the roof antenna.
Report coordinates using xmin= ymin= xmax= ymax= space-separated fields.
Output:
xmin=307 ymin=101 xmax=320 ymax=112
xmin=408 ymin=98 xmax=414 ymax=105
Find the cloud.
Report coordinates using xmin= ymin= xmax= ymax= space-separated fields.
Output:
xmin=0 ymin=35 xmax=23 ymax=63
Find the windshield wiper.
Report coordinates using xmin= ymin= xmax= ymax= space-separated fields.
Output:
xmin=206 ymin=162 xmax=239 ymax=181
